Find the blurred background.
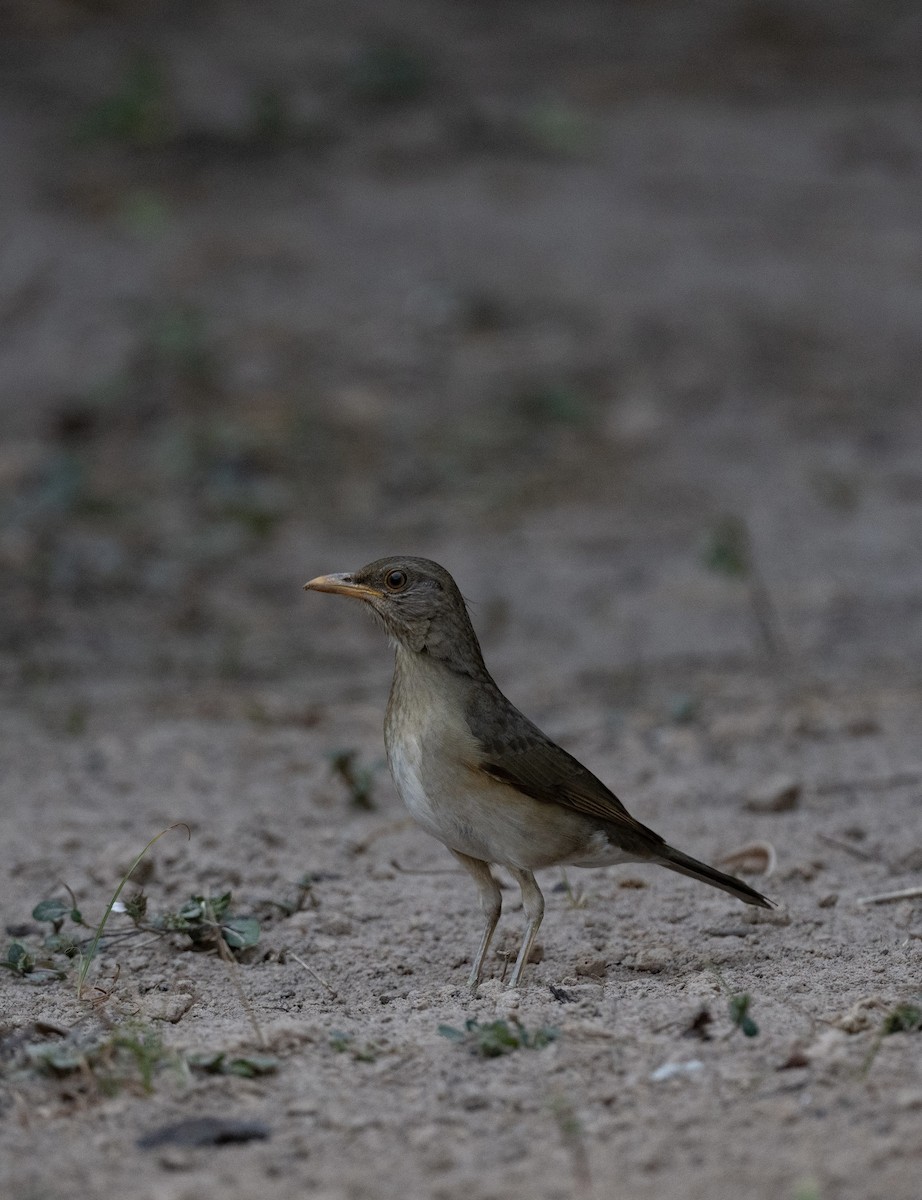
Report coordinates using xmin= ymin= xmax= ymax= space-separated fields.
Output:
xmin=1 ymin=0 xmax=921 ymax=719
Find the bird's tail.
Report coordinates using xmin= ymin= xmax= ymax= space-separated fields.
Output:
xmin=655 ymin=844 xmax=773 ymax=908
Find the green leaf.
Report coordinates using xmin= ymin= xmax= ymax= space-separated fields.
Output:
xmin=728 ymin=993 xmax=760 ymax=1037
xmin=222 ymin=918 xmax=260 ymax=950
xmin=436 ymin=1024 xmax=465 ymax=1042
xmin=523 ymin=1026 xmax=559 ymax=1050
xmin=26 ymin=1042 xmax=87 ymax=1073
xmin=32 ymin=898 xmax=70 ymax=925
xmin=4 ymin=942 xmax=33 ymax=974
xmin=439 ymin=1018 xmax=558 ymax=1058
xmin=209 ymin=892 xmax=233 ymax=921
xmin=226 ymin=1055 xmax=278 ymax=1077
xmin=193 ymin=1050 xmax=275 ymax=1076
xmin=177 ymin=897 xmax=206 ymax=922
xmin=186 ymin=1050 xmax=224 ymax=1072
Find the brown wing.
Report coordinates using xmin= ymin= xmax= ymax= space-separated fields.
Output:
xmin=465 ymin=683 xmax=665 ymax=856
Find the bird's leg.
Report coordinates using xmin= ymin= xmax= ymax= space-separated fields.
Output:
xmin=450 ymin=850 xmax=502 ymax=990
xmin=506 ymin=867 xmax=545 ymax=988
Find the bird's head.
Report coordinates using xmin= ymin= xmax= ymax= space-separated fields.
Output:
xmin=305 ymin=556 xmax=486 ymax=675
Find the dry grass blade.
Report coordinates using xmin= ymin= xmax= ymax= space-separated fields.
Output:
xmin=78 ymin=823 xmax=191 ymax=1000
xmin=289 ymin=951 xmax=342 ymax=1000
xmin=816 ymin=833 xmax=878 ymax=861
xmin=550 ymin=1095 xmax=591 ymax=1192
xmin=856 ymin=887 xmax=922 ymax=906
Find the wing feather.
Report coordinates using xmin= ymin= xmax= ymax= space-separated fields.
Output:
xmin=465 ymin=684 xmax=665 ymax=856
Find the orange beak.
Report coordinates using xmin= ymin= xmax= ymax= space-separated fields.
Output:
xmin=304 ymin=573 xmax=384 ymax=601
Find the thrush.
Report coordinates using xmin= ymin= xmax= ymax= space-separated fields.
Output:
xmin=306 ymin=556 xmax=772 ymax=988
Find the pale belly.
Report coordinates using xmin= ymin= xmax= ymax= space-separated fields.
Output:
xmin=386 ymin=734 xmax=637 ymax=871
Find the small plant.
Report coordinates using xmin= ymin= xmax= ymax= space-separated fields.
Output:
xmin=702 ymin=515 xmax=786 ymax=660
xmin=15 ymin=1023 xmax=278 ymax=1098
xmin=3 ymin=827 xmax=260 ymax=997
xmin=329 ymin=749 xmax=378 ymax=810
xmin=77 ymin=823 xmax=190 ymax=998
xmin=550 ymin=1095 xmax=591 ymax=1188
xmin=24 ymin=1021 xmax=170 ymax=1096
xmin=437 ymin=1017 xmax=559 ymax=1058
xmin=2 ymin=941 xmax=68 ymax=983
xmin=329 ymin=1031 xmax=379 ymax=1062
xmin=553 ymin=870 xmax=587 ymax=909
xmin=881 ymin=1003 xmax=922 ymax=1035
xmin=861 ymin=1001 xmax=922 ymax=1076
xmin=704 ymin=516 xmax=751 ymax=577
xmin=111 ymin=1024 xmax=166 ymax=1093
xmin=78 ymin=53 xmax=173 ymax=148
xmin=262 ymin=872 xmax=323 ymax=918
xmin=32 ymin=891 xmax=90 ymax=961
xmin=151 ymin=892 xmax=260 ymax=951
xmin=728 ymin=993 xmax=760 ymax=1038
xmin=186 ymin=1051 xmax=279 ymax=1078
xmin=2 ymin=891 xmax=88 ymax=982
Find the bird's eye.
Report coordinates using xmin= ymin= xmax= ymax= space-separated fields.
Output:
xmin=385 ymin=569 xmax=408 ymax=591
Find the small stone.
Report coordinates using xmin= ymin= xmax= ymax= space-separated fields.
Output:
xmin=817 ymin=893 xmax=839 ymax=908
xmin=745 ymin=775 xmax=801 ymax=813
xmin=781 ymin=861 xmax=821 ymax=882
xmin=317 ymin=916 xmax=352 ymax=937
xmin=287 ymin=1098 xmax=320 ymax=1117
xmin=377 ymin=990 xmax=407 ymax=1004
xmin=158 ymin=1148 xmax=195 ymax=1171
xmin=649 ymin=1059 xmax=703 ymax=1082
xmin=143 ymin=991 xmax=194 ymax=1023
xmin=829 ymin=996 xmax=886 ymax=1034
xmin=632 ymin=945 xmax=672 ymax=973
xmin=574 ymin=956 xmax=608 ymax=978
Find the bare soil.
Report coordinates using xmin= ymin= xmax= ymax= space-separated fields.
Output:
xmin=1 ymin=3 xmax=921 ymax=1198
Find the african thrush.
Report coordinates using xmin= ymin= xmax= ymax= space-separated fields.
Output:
xmin=306 ymin=556 xmax=771 ymax=988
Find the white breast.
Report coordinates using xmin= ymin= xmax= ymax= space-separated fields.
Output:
xmin=388 ymin=734 xmax=442 ymax=836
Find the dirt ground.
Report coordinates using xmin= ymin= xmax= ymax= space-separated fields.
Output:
xmin=1 ymin=2 xmax=921 ymax=1198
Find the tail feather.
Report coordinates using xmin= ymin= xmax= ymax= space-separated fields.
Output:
xmin=656 ymin=845 xmax=773 ymax=908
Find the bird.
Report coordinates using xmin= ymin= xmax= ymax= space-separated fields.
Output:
xmin=305 ymin=556 xmax=772 ymax=989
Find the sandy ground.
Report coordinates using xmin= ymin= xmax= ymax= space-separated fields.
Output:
xmin=1 ymin=3 xmax=922 ymax=1198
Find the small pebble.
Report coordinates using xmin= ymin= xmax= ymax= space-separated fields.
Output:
xmin=631 ymin=945 xmax=672 ymax=973
xmin=745 ymin=774 xmax=801 ymax=813
xmin=574 ymin=956 xmax=608 ymax=979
